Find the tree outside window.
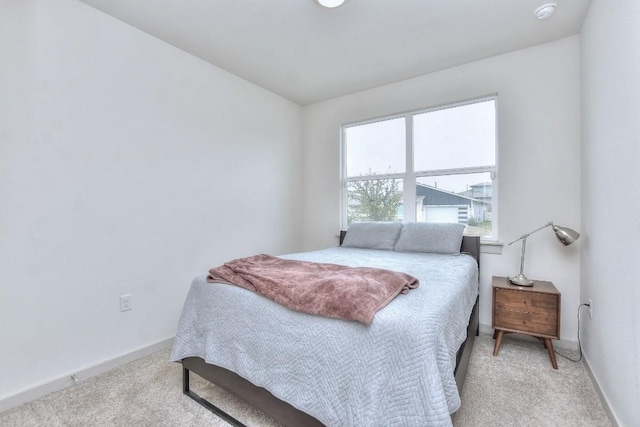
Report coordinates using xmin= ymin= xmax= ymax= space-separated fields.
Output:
xmin=347 ymin=175 xmax=402 ymax=224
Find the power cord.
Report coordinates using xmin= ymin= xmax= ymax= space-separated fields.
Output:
xmin=551 ymin=303 xmax=590 ymax=362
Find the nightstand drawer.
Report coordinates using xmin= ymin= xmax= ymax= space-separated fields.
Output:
xmin=494 ymin=307 xmax=558 ymax=337
xmin=494 ymin=288 xmax=557 ymax=315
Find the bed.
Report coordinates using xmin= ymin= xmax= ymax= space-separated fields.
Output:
xmin=171 ymin=222 xmax=480 ymax=426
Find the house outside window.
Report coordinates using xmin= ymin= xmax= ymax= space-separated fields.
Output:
xmin=341 ymin=97 xmax=497 ymax=239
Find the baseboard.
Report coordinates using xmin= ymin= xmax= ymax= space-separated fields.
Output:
xmin=582 ymin=354 xmax=620 ymax=427
xmin=0 ymin=336 xmax=174 ymax=413
xmin=478 ymin=322 xmax=578 ymax=351
xmin=478 ymin=323 xmax=494 ymax=335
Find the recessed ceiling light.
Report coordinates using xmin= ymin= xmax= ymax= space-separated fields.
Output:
xmin=534 ymin=3 xmax=557 ymax=20
xmin=314 ymin=0 xmax=347 ymax=8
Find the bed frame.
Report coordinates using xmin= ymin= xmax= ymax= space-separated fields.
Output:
xmin=180 ymin=234 xmax=480 ymax=427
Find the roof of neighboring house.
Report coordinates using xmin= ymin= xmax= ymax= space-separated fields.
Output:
xmin=470 ymin=182 xmax=492 ymax=188
xmin=416 ymin=183 xmax=490 ymax=206
xmin=459 ymin=181 xmax=492 ymax=199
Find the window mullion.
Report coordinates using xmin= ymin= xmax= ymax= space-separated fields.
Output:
xmin=415 ymin=165 xmax=496 ymax=178
xmin=404 ymin=114 xmax=416 ymax=223
xmin=340 ymin=127 xmax=347 ymax=229
xmin=344 ymin=173 xmax=405 ymax=182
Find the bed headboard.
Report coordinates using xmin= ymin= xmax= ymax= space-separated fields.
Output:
xmin=339 ymin=230 xmax=480 ymax=270
xmin=460 ymin=235 xmax=481 ymax=269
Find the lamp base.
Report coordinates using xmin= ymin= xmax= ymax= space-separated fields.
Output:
xmin=508 ymin=274 xmax=534 ymax=287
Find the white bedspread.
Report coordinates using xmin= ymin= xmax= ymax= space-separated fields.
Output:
xmin=170 ymin=247 xmax=478 ymax=426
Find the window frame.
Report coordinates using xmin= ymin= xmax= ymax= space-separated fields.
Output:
xmin=340 ymin=96 xmax=498 ymax=241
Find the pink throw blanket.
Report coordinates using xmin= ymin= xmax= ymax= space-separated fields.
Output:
xmin=207 ymin=254 xmax=419 ymax=325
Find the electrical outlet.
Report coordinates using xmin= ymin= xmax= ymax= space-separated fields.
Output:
xmin=120 ymin=294 xmax=133 ymax=312
xmin=588 ymin=298 xmax=593 ymax=319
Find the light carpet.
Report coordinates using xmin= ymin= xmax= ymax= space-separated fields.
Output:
xmin=453 ymin=334 xmax=611 ymax=427
xmin=0 ymin=334 xmax=611 ymax=426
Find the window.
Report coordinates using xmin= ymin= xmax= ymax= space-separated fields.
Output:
xmin=342 ymin=97 xmax=497 ymax=239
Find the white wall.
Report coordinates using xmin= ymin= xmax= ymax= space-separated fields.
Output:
xmin=302 ymin=37 xmax=582 ymax=341
xmin=581 ymin=1 xmax=640 ymax=424
xmin=0 ymin=0 xmax=302 ymax=403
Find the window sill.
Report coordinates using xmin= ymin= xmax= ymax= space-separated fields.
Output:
xmin=480 ymin=240 xmax=503 ymax=254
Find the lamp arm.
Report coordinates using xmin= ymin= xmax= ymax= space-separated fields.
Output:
xmin=507 ymin=222 xmax=554 ymax=246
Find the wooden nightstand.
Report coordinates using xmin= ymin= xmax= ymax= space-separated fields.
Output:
xmin=492 ymin=276 xmax=561 ymax=369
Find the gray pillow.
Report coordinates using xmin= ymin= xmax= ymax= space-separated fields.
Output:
xmin=341 ymin=222 xmax=403 ymax=250
xmin=394 ymin=222 xmax=466 ymax=254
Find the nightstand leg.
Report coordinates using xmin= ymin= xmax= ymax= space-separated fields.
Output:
xmin=544 ymin=338 xmax=558 ymax=369
xmin=493 ymin=330 xmax=504 ymax=356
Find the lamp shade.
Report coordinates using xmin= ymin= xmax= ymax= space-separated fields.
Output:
xmin=552 ymin=225 xmax=580 ymax=246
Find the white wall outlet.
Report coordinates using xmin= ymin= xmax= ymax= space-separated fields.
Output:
xmin=120 ymin=294 xmax=133 ymax=312
xmin=588 ymin=298 xmax=593 ymax=319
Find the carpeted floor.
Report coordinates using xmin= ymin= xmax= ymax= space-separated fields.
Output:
xmin=453 ymin=334 xmax=611 ymax=427
xmin=0 ymin=334 xmax=611 ymax=426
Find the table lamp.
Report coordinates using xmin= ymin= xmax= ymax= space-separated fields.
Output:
xmin=508 ymin=221 xmax=580 ymax=286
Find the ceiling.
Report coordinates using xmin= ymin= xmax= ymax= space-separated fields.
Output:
xmin=78 ymin=0 xmax=592 ymax=106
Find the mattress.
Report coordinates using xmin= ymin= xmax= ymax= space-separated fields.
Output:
xmin=171 ymin=247 xmax=478 ymax=426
